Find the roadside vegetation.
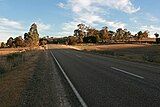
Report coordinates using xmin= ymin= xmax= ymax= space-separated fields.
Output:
xmin=1 ymin=22 xmax=159 ymax=65
xmin=0 ymin=49 xmax=40 ymax=107
xmin=0 ymin=23 xmax=47 ymax=49
xmin=71 ymin=44 xmax=160 ymax=64
xmin=45 ymin=23 xmax=160 ymax=45
xmin=1 ymin=23 xmax=160 ymax=49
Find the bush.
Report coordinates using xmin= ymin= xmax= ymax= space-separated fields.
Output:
xmin=156 ymin=38 xmax=160 ymax=44
xmin=68 ymin=36 xmax=78 ymax=45
xmin=83 ymin=36 xmax=98 ymax=43
xmin=0 ymin=66 xmax=5 ymax=74
xmin=6 ymin=52 xmax=24 ymax=69
xmin=1 ymin=42 xmax=6 ymax=48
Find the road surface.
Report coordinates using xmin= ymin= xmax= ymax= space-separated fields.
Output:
xmin=50 ymin=48 xmax=160 ymax=107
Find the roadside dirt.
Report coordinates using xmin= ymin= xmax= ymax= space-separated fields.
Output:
xmin=19 ymin=49 xmax=82 ymax=107
xmin=19 ymin=50 xmax=72 ymax=107
xmin=0 ymin=48 xmax=80 ymax=107
xmin=0 ymin=51 xmax=39 ymax=107
xmin=66 ymin=44 xmax=160 ymax=64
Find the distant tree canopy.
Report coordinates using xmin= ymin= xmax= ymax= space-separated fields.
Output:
xmin=68 ymin=36 xmax=78 ymax=45
xmin=2 ymin=22 xmax=159 ymax=48
xmin=154 ymin=33 xmax=160 ymax=44
xmin=14 ymin=36 xmax=24 ymax=47
xmin=154 ymin=33 xmax=159 ymax=38
xmin=39 ymin=37 xmax=48 ymax=46
xmin=74 ymin=23 xmax=87 ymax=43
xmin=6 ymin=37 xmax=14 ymax=48
xmin=99 ymin=26 xmax=110 ymax=43
xmin=1 ymin=42 xmax=5 ymax=48
xmin=24 ymin=23 xmax=39 ymax=46
xmin=67 ymin=23 xmax=153 ymax=45
xmin=4 ymin=23 xmax=40 ymax=48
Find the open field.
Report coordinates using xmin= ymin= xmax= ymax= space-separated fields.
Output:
xmin=0 ymin=48 xmax=25 ymax=56
xmin=70 ymin=44 xmax=160 ymax=64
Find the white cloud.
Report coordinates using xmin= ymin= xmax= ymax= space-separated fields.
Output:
xmin=32 ymin=22 xmax=52 ymax=37
xmin=130 ymin=17 xmax=138 ymax=23
xmin=0 ymin=18 xmax=24 ymax=42
xmin=140 ymin=25 xmax=160 ymax=37
xmin=106 ymin=21 xmax=126 ymax=29
xmin=60 ymin=20 xmax=81 ymax=36
xmin=66 ymin=0 xmax=140 ymax=14
xmin=0 ymin=18 xmax=23 ymax=30
xmin=146 ymin=13 xmax=159 ymax=22
xmin=103 ymin=0 xmax=140 ymax=14
xmin=58 ymin=0 xmax=132 ymax=36
xmin=57 ymin=2 xmax=65 ymax=8
xmin=59 ymin=18 xmax=126 ymax=36
xmin=0 ymin=18 xmax=52 ymax=42
xmin=35 ymin=22 xmax=51 ymax=31
xmin=77 ymin=13 xmax=106 ymax=25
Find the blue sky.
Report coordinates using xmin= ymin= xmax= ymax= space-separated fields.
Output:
xmin=0 ymin=0 xmax=160 ymax=42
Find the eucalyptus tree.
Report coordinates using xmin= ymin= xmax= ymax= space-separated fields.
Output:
xmin=154 ymin=33 xmax=159 ymax=38
xmin=74 ymin=23 xmax=87 ymax=43
xmin=99 ymin=26 xmax=110 ymax=43
xmin=6 ymin=37 xmax=14 ymax=48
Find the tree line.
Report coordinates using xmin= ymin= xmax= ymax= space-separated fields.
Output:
xmin=1 ymin=23 xmax=160 ymax=48
xmin=0 ymin=23 xmax=47 ymax=48
xmin=67 ymin=23 xmax=156 ymax=45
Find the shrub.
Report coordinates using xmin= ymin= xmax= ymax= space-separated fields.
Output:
xmin=6 ymin=52 xmax=24 ymax=69
xmin=68 ymin=36 xmax=78 ymax=45
xmin=83 ymin=36 xmax=98 ymax=43
xmin=156 ymin=38 xmax=160 ymax=44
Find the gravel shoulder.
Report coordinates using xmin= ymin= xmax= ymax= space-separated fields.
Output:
xmin=19 ymin=50 xmax=80 ymax=107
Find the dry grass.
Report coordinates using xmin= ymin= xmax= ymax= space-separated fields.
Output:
xmin=0 ymin=48 xmax=26 ymax=56
xmin=72 ymin=44 xmax=147 ymax=51
xmin=0 ymin=50 xmax=39 ymax=107
xmin=71 ymin=44 xmax=160 ymax=64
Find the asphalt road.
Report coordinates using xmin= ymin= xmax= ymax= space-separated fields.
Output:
xmin=51 ymin=48 xmax=160 ymax=107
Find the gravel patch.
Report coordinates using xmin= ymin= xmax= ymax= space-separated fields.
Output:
xmin=19 ymin=51 xmax=73 ymax=107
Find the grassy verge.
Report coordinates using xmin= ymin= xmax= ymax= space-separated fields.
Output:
xmin=0 ymin=50 xmax=40 ymax=107
xmin=75 ymin=44 xmax=160 ymax=64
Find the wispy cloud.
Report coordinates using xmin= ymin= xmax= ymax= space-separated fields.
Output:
xmin=57 ymin=2 xmax=65 ymax=8
xmin=58 ymin=0 xmax=136 ymax=35
xmin=146 ymin=13 xmax=159 ymax=22
xmin=35 ymin=22 xmax=51 ymax=32
xmin=0 ymin=18 xmax=52 ymax=41
xmin=140 ymin=25 xmax=160 ymax=37
xmin=33 ymin=21 xmax=53 ymax=36
xmin=60 ymin=20 xmax=81 ymax=36
xmin=103 ymin=0 xmax=140 ymax=14
xmin=67 ymin=0 xmax=140 ymax=14
xmin=0 ymin=18 xmax=23 ymax=30
xmin=0 ymin=18 xmax=24 ymax=42
xmin=106 ymin=21 xmax=126 ymax=29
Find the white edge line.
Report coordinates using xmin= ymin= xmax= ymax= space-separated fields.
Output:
xmin=111 ymin=67 xmax=144 ymax=79
xmin=50 ymin=51 xmax=88 ymax=107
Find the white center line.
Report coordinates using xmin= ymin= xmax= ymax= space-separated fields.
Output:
xmin=111 ymin=67 xmax=144 ymax=79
